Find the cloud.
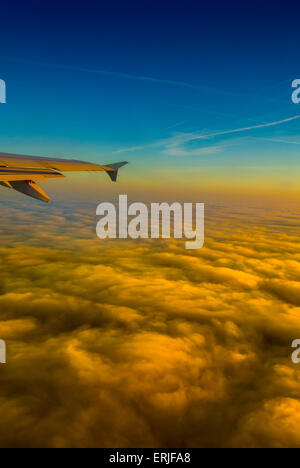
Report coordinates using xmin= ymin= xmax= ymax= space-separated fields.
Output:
xmin=161 ymin=146 xmax=222 ymax=157
xmin=116 ymin=115 xmax=300 ymax=156
xmin=0 ymin=201 xmax=299 ymax=447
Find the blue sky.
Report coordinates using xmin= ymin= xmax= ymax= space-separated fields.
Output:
xmin=0 ymin=1 xmax=299 ymax=175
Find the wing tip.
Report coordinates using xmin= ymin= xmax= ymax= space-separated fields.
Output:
xmin=104 ymin=161 xmax=128 ymax=182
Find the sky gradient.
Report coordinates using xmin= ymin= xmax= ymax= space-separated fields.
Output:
xmin=0 ymin=1 xmax=300 ymax=201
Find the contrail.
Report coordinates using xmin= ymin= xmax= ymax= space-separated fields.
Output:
xmin=258 ymin=137 xmax=300 ymax=145
xmin=190 ymin=115 xmax=300 ymax=142
xmin=116 ymin=115 xmax=300 ymax=153
xmin=0 ymin=55 xmax=242 ymax=97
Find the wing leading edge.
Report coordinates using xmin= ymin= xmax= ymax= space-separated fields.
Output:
xmin=0 ymin=152 xmax=128 ymax=203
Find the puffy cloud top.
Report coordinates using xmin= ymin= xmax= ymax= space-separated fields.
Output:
xmin=0 ymin=200 xmax=299 ymax=447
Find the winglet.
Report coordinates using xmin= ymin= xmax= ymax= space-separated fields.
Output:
xmin=103 ymin=161 xmax=128 ymax=182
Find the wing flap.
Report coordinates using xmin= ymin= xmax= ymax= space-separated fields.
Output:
xmin=0 ymin=180 xmax=51 ymax=203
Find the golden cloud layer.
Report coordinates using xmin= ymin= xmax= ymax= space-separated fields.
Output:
xmin=0 ymin=200 xmax=299 ymax=447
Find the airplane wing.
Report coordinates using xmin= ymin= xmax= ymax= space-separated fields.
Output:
xmin=0 ymin=152 xmax=128 ymax=203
